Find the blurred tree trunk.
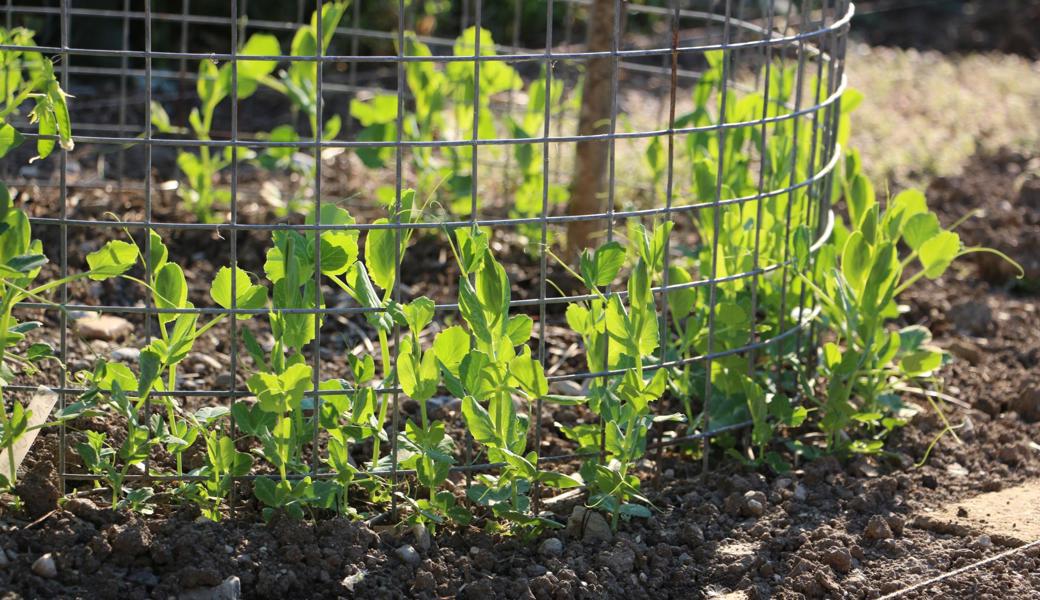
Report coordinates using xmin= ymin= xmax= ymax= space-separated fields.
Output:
xmin=565 ymin=0 xmax=618 ymax=259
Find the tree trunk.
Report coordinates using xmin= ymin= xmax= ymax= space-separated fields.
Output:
xmin=565 ymin=0 xmax=618 ymax=260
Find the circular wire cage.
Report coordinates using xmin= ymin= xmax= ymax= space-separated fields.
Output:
xmin=0 ymin=0 xmax=852 ymax=515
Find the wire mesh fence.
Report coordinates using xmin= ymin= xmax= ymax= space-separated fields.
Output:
xmin=0 ymin=0 xmax=852 ymax=523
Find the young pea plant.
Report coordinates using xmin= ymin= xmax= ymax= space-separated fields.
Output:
xmin=801 ymin=157 xmax=1022 ymax=454
xmin=507 ymin=73 xmax=571 ymax=249
xmin=258 ymin=1 xmax=348 ymax=215
xmin=0 ymin=35 xmax=133 ymax=489
xmin=351 ymin=28 xmax=522 ymax=215
xmin=240 ymin=196 xmax=415 ymax=519
xmin=447 ymin=226 xmax=583 ymax=532
xmin=391 ymin=296 xmax=470 ymax=528
xmin=558 ymin=228 xmax=666 ymax=530
xmin=316 ymin=353 xmax=383 ymax=517
xmin=0 ymin=27 xmax=74 ymax=162
xmin=109 ymin=230 xmax=267 ymax=477
xmin=150 ymin=33 xmax=281 ymax=221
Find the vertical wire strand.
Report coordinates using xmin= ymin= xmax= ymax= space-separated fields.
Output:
xmin=791 ymin=4 xmax=829 ymax=370
xmin=56 ymin=0 xmax=70 ymax=496
xmin=807 ymin=1 xmax=849 ymax=374
xmin=227 ymin=0 xmax=240 ymax=516
xmin=310 ymin=0 xmax=325 ymax=478
xmin=140 ymin=0 xmax=155 ymax=486
xmin=746 ymin=0 xmax=777 ymax=378
xmin=773 ymin=0 xmax=810 ymax=391
xmin=596 ymin=0 xmax=623 ymax=469
xmin=116 ymin=0 xmax=129 ymax=201
xmin=532 ymin=0 xmax=554 ymax=515
xmin=390 ymin=0 xmax=407 ymax=520
xmin=653 ymin=0 xmax=680 ymax=471
xmin=701 ymin=0 xmax=733 ymax=476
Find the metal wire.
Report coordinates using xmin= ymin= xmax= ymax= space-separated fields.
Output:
xmin=0 ymin=0 xmax=851 ymax=511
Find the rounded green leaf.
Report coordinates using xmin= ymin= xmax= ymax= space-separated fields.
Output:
xmin=918 ymin=230 xmax=960 ymax=279
xmin=86 ymin=240 xmax=138 ymax=280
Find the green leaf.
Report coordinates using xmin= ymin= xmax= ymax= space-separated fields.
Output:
xmin=505 ymin=314 xmax=533 ymax=346
xmin=581 ymin=241 xmax=625 ymax=289
xmin=247 ymin=363 xmax=313 ymax=414
xmin=454 ymin=227 xmax=489 ymax=276
xmin=508 ymin=348 xmax=548 ymax=399
xmin=237 ymin=33 xmax=281 ymax=97
xmin=365 ymin=219 xmax=398 ymax=291
xmin=349 ymin=94 xmax=399 ymax=126
xmin=918 ymin=230 xmax=960 ymax=279
xmin=0 ymin=122 xmax=25 ymax=159
xmin=138 ymin=348 xmax=162 ymax=398
xmin=153 ymin=262 xmax=187 ymax=326
xmin=793 ymin=224 xmax=811 ymax=271
xmin=210 ymin=266 xmax=268 ymax=319
xmin=398 ymin=339 xmax=438 ymax=403
xmin=847 ymin=173 xmax=875 ymax=229
xmin=901 ymin=348 xmax=944 ymax=375
xmin=840 ymin=231 xmax=871 ymax=293
xmin=461 ymin=395 xmax=497 ymax=446
xmin=402 ymin=296 xmax=435 ymax=336
xmin=86 ymin=240 xmax=138 ymax=280
xmin=902 ymin=212 xmax=941 ymax=252
xmin=884 ymin=188 xmax=928 ymax=239
xmin=307 ymin=204 xmax=359 ymax=276
xmin=433 ymin=326 xmax=470 ymax=376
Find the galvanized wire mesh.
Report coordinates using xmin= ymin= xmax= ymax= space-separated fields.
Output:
xmin=0 ymin=0 xmax=852 ymax=511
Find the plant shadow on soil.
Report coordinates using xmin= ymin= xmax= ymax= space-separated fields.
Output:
xmin=0 ymin=150 xmax=1038 ymax=599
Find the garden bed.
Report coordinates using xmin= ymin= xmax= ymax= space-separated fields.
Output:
xmin=1 ymin=150 xmax=1037 ymax=599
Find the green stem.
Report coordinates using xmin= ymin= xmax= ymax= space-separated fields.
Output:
xmin=0 ymin=295 xmax=17 ymax=486
xmin=371 ymin=327 xmax=392 ymax=467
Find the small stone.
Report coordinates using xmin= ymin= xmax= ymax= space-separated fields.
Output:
xmin=193 ymin=354 xmax=223 ymax=372
xmin=64 ymin=494 xmax=107 ymax=524
xmin=394 ymin=544 xmax=421 ymax=566
xmin=427 ymin=396 xmax=462 ymax=415
xmin=127 ymin=568 xmax=160 ymax=587
xmin=946 ymin=463 xmax=969 ymax=477
xmin=411 ymin=569 xmax=435 ymax=592
xmin=526 ymin=564 xmax=548 ymax=577
xmin=743 ymin=491 xmax=767 ymax=518
xmin=566 ymin=506 xmax=612 ymax=544
xmin=0 ymin=550 xmax=8 ymax=567
xmin=973 ymin=535 xmax=993 ymax=548
xmin=539 ymin=537 xmax=564 ymax=557
xmin=884 ymin=513 xmax=906 ymax=536
xmin=947 ymin=340 xmax=983 ymax=365
xmin=793 ymin=483 xmax=808 ymax=502
xmin=864 ymin=515 xmax=893 ymax=540
xmin=822 ymin=547 xmax=853 ymax=573
xmin=75 ymin=315 xmax=133 ymax=341
xmin=596 ymin=546 xmax=636 ymax=572
xmin=341 ymin=570 xmax=365 ymax=592
xmin=1010 ymin=382 xmax=1040 ymax=423
xmin=411 ymin=523 xmax=431 ymax=552
xmin=179 ymin=576 xmax=241 ymax=600
xmin=215 ymin=373 xmax=235 ymax=389
xmin=681 ymin=523 xmax=704 ymax=546
xmin=111 ymin=347 xmax=141 ymax=362
xmin=32 ymin=553 xmax=57 ymax=578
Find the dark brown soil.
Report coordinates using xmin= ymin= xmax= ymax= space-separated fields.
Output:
xmin=1 ymin=151 xmax=1039 ymax=599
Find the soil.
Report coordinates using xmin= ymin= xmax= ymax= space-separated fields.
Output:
xmin=0 ymin=150 xmax=1037 ymax=599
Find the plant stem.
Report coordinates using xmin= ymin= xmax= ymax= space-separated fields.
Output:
xmin=371 ymin=327 xmax=392 ymax=467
